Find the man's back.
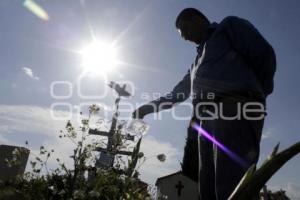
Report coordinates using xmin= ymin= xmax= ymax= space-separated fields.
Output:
xmin=191 ymin=16 xmax=276 ymax=101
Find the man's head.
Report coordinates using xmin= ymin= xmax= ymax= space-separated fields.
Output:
xmin=175 ymin=8 xmax=210 ymax=45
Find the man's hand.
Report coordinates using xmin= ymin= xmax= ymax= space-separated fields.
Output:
xmin=132 ymin=104 xmax=156 ymax=119
xmin=132 ymin=108 xmax=145 ymax=119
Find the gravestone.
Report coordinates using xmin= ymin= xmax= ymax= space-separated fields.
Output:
xmin=0 ymin=145 xmax=30 ymax=182
xmin=156 ymin=171 xmax=198 ymax=200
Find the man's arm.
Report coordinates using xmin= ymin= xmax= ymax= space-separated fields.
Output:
xmin=132 ymin=68 xmax=191 ymax=119
xmin=223 ymin=16 xmax=276 ymax=96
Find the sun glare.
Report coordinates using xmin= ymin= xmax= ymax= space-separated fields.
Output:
xmin=80 ymin=41 xmax=118 ymax=74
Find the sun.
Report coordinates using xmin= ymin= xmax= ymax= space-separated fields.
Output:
xmin=80 ymin=40 xmax=118 ymax=74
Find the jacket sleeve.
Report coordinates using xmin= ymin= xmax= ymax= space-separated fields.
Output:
xmin=138 ymin=68 xmax=191 ymax=116
xmin=223 ymin=16 xmax=276 ymax=95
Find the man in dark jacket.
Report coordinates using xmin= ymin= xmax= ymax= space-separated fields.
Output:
xmin=132 ymin=8 xmax=276 ymax=200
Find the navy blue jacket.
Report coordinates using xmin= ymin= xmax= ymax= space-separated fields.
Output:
xmin=140 ymin=16 xmax=276 ymax=115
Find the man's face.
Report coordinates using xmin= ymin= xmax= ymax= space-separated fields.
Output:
xmin=177 ymin=17 xmax=207 ymax=45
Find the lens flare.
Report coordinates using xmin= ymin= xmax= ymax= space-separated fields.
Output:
xmin=192 ymin=122 xmax=248 ymax=168
xmin=23 ymin=0 xmax=49 ymax=21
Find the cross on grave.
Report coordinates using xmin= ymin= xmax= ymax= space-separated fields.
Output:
xmin=175 ymin=180 xmax=184 ymax=196
xmin=88 ymin=82 xmax=134 ymax=168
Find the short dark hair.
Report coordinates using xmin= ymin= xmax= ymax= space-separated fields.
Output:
xmin=175 ymin=8 xmax=209 ymax=28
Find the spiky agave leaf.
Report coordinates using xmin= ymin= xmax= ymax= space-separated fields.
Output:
xmin=267 ymin=142 xmax=280 ymax=160
xmin=229 ymin=141 xmax=300 ymax=200
xmin=229 ymin=164 xmax=256 ymax=198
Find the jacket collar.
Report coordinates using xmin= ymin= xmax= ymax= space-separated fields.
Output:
xmin=197 ymin=22 xmax=218 ymax=54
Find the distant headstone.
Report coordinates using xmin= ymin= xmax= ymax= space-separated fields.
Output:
xmin=0 ymin=145 xmax=30 ymax=182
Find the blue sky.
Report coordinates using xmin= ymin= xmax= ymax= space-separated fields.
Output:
xmin=0 ymin=0 xmax=300 ymax=197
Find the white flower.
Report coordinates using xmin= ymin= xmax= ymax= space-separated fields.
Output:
xmin=73 ymin=190 xmax=84 ymax=199
xmin=48 ymin=186 xmax=54 ymax=190
xmin=89 ymin=190 xmax=100 ymax=198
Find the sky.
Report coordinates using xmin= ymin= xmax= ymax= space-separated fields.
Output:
xmin=0 ymin=0 xmax=300 ymax=198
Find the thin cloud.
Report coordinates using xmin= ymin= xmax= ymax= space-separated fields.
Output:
xmin=139 ymin=135 xmax=181 ymax=184
xmin=262 ymin=129 xmax=273 ymax=140
xmin=268 ymin=182 xmax=300 ymax=198
xmin=286 ymin=182 xmax=300 ymax=198
xmin=21 ymin=67 xmax=40 ymax=80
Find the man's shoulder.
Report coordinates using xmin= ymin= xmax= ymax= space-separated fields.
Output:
xmin=219 ymin=16 xmax=252 ymax=28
